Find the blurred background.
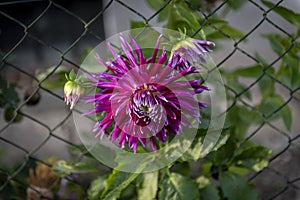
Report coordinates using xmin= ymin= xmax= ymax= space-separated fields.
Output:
xmin=1 ymin=0 xmax=300 ymax=199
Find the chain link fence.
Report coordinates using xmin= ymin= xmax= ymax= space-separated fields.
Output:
xmin=0 ymin=0 xmax=300 ymax=199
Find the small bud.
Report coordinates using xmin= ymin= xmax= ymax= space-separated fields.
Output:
xmin=169 ymin=32 xmax=215 ymax=71
xmin=63 ymin=78 xmax=82 ymax=109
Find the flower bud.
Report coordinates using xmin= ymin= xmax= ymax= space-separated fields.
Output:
xmin=63 ymin=70 xmax=82 ymax=109
xmin=169 ymin=33 xmax=215 ymax=71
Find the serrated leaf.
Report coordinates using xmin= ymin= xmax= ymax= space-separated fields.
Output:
xmin=137 ymin=171 xmax=158 ymax=200
xmin=220 ymin=172 xmax=258 ymax=200
xmin=88 ymin=176 xmax=107 ymax=200
xmin=159 ymin=172 xmax=199 ymax=200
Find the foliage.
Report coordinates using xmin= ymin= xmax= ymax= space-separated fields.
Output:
xmin=1 ymin=0 xmax=298 ymax=199
xmin=82 ymin=0 xmax=296 ymax=199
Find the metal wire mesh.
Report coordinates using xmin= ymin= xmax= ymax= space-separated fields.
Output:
xmin=0 ymin=0 xmax=299 ymax=199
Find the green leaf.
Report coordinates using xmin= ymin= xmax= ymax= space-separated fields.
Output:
xmin=181 ymin=128 xmax=231 ymax=162
xmin=261 ymin=0 xmax=300 ymax=29
xmin=52 ymin=160 xmax=98 ymax=177
xmin=167 ymin=1 xmax=200 ymax=34
xmin=4 ymin=106 xmax=23 ymax=123
xmin=211 ymin=129 xmax=231 ymax=152
xmin=208 ymin=23 xmax=244 ymax=39
xmin=258 ymin=75 xmax=274 ymax=98
xmin=136 ymin=171 xmax=158 ymax=200
xmin=159 ymin=172 xmax=199 ymax=200
xmin=227 ymin=106 xmax=263 ymax=136
xmin=259 ymin=94 xmax=292 ymax=130
xmin=180 ymin=129 xmax=205 ymax=162
xmin=230 ymin=65 xmax=263 ymax=78
xmin=130 ymin=20 xmax=147 ymax=29
xmin=254 ymin=52 xmax=269 ymax=66
xmin=199 ymin=18 xmax=227 ymax=37
xmin=198 ymin=18 xmax=244 ymax=39
xmin=196 ymin=176 xmax=210 ymax=189
xmin=157 ymin=5 xmax=170 ymax=23
xmin=284 ymin=55 xmax=300 ymax=87
xmin=146 ymin=0 xmax=171 ymax=23
xmin=68 ymin=69 xmax=76 ymax=81
xmin=146 ymin=0 xmax=164 ymax=10
xmin=227 ymin=78 xmax=252 ymax=100
xmin=199 ymin=184 xmax=220 ymax=200
xmin=221 ymin=25 xmax=245 ymax=38
xmin=263 ymin=33 xmax=285 ymax=55
xmin=100 ymin=154 xmax=153 ymax=200
xmin=100 ymin=170 xmax=140 ymax=200
xmin=206 ymin=133 xmax=237 ymax=165
xmin=0 ymin=76 xmax=20 ymax=107
xmin=231 ymin=145 xmax=272 ymax=172
xmin=196 ymin=176 xmax=220 ymax=200
xmin=225 ymin=0 xmax=248 ymax=10
xmin=228 ymin=166 xmax=250 ymax=176
xmin=220 ymin=172 xmax=258 ymax=200
xmin=88 ymin=176 xmax=107 ymax=200
xmin=277 ymin=55 xmax=300 ymax=90
xmin=233 ymin=143 xmax=272 ymax=162
xmin=37 ymin=66 xmax=69 ymax=90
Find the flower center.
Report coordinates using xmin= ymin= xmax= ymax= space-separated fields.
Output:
xmin=130 ymin=84 xmax=158 ymax=127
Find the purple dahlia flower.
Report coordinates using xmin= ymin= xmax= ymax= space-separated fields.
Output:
xmin=169 ymin=38 xmax=215 ymax=71
xmin=84 ymin=34 xmax=209 ymax=153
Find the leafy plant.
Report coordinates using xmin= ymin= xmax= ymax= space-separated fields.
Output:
xmin=80 ymin=0 xmax=298 ymax=199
